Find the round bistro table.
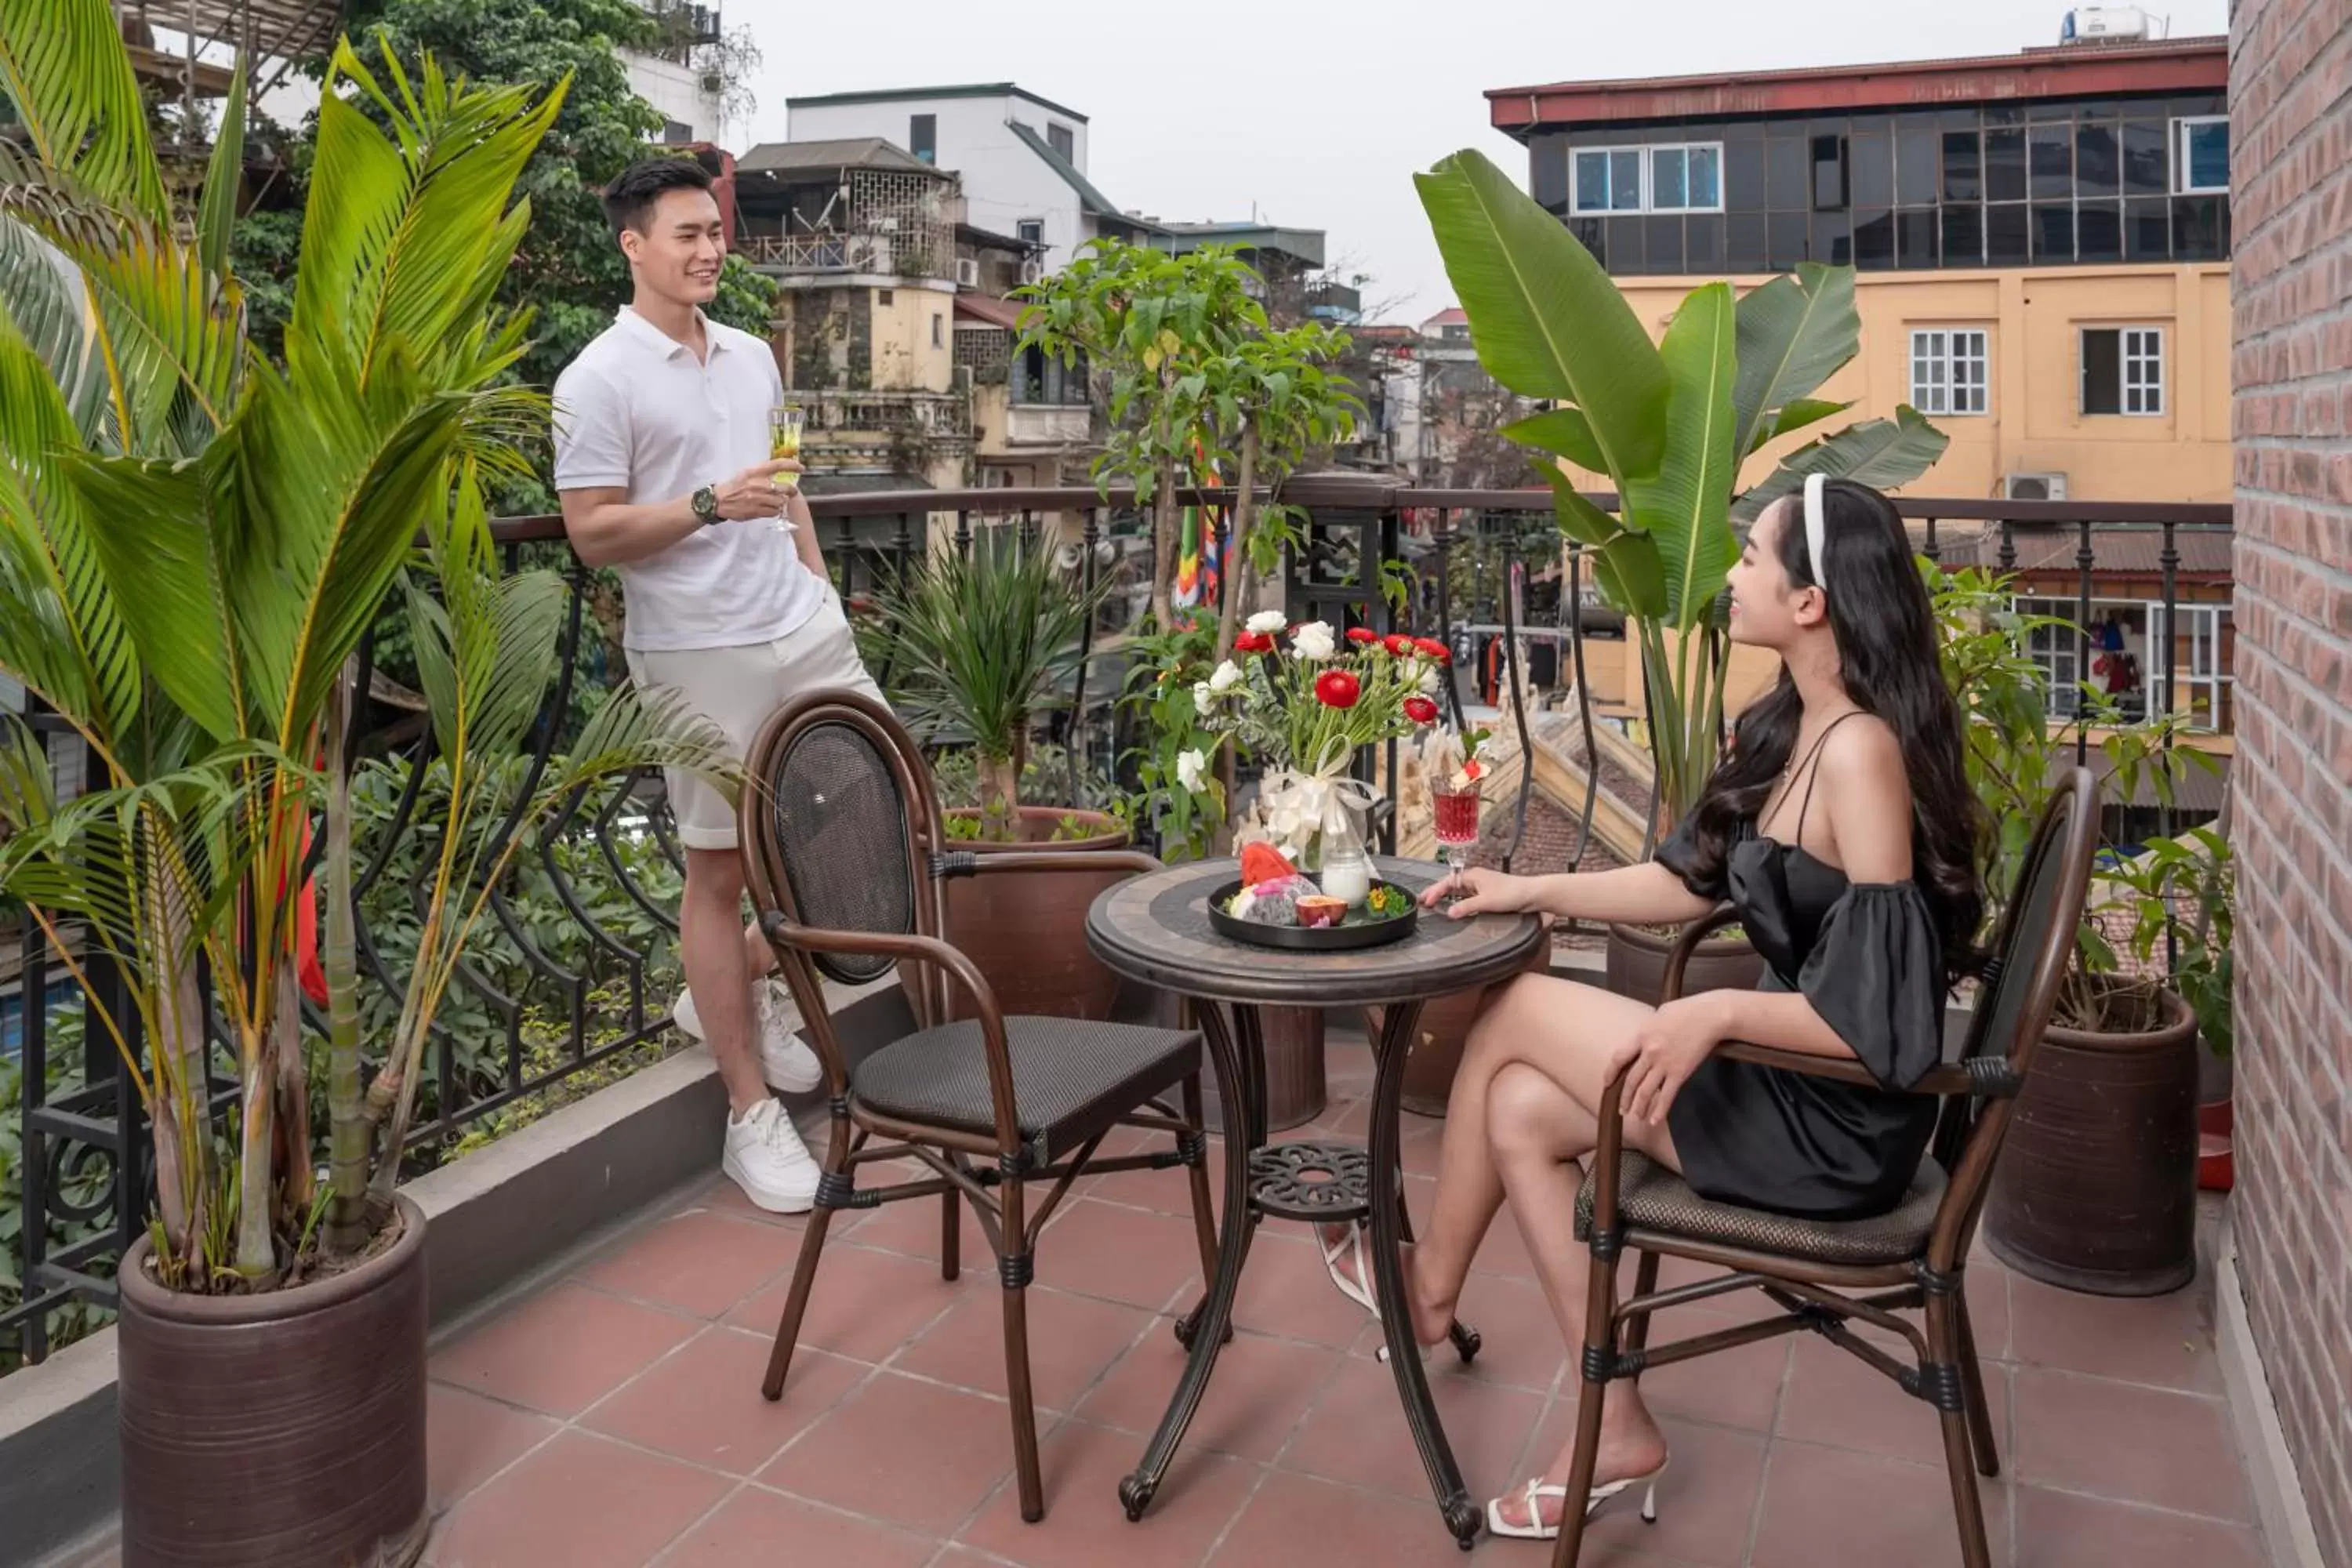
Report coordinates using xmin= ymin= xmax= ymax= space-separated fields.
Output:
xmin=1086 ymin=857 xmax=1544 ymax=1550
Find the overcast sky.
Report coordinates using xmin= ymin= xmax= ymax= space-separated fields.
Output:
xmin=739 ymin=0 xmax=2229 ymax=321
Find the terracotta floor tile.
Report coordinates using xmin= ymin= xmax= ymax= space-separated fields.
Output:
xmin=2011 ymin=1367 xmax=2250 ymax=1520
xmin=1779 ymin=1334 xmax=2013 ymax=1470
xmin=1336 ymin=1268 xmax=1571 ymax=1395
xmin=1076 ymin=1328 xmax=1345 ymax=1462
xmin=1327 ymin=1038 xmax=1378 ymax=1098
xmin=838 ymin=1188 xmax=1007 ymax=1269
xmin=427 ymin=1429 xmax=730 ymax=1568
xmin=1634 ymin=1308 xmax=1791 ymax=1435
xmin=2012 ymin=1485 xmax=2268 ymax=1568
xmin=1228 ymin=1230 xmax=1385 ymax=1350
xmin=574 ymin=1207 xmax=801 ymax=1319
xmin=430 ymin=1282 xmax=699 ymax=1417
xmin=757 ymin=1370 xmax=1020 ymax=1537
xmin=1277 ymin=1353 xmax=1545 ymax=1501
xmin=1205 ymin=1471 xmax=1488 ymax=1568
xmin=652 ymin=1487 xmax=936 ymax=1568
xmin=1962 ymin=1260 xmax=2013 ymax=1362
xmin=896 ymin=1285 xmax=1157 ymax=1410
xmin=957 ymin=1417 xmax=1258 ymax=1568
xmin=1082 ymin=1131 xmax=1226 ymax=1218
xmin=726 ymin=1241 xmax=967 ymax=1363
xmin=1029 ymin=1200 xmax=1212 ymax=1310
xmin=425 ymin=1384 xmax=559 ymax=1509
xmin=2005 ymin=1274 xmax=2222 ymax=1392
xmin=1521 ymin=1409 xmax=1768 ymax=1568
xmin=582 ymin=1325 xmax=866 ymax=1474
xmin=1750 ymin=1439 xmax=2012 ymax=1568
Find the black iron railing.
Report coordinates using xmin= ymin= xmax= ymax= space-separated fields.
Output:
xmin=1 ymin=484 xmax=2233 ymax=1370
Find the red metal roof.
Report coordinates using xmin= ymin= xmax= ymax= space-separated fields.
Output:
xmin=953 ymin=293 xmax=1028 ymax=331
xmin=1489 ymin=36 xmax=2227 ymax=135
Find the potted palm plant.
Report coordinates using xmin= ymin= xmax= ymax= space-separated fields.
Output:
xmin=1933 ymin=569 xmax=2220 ymax=1295
xmin=1415 ymin=151 xmax=1949 ymax=1003
xmin=862 ymin=535 xmax=1130 ymax=1018
xmin=0 ymin=20 xmax=724 ymax=1563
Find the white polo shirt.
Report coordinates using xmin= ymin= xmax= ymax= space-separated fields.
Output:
xmin=552 ymin=306 xmax=826 ymax=652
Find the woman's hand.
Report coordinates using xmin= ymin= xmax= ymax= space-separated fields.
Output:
xmin=1608 ymin=994 xmax=1731 ymax=1126
xmin=1422 ymin=866 xmax=1536 ymax=917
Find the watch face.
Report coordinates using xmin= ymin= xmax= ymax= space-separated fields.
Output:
xmin=692 ymin=485 xmax=717 ymax=522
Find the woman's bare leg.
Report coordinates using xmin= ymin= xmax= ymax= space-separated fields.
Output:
xmin=1486 ymin=1059 xmax=1671 ymax=1531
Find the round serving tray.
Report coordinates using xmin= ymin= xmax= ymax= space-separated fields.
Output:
xmin=1205 ymin=880 xmax=1420 ymax=952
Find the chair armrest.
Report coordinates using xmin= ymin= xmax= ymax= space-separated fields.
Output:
xmin=936 ymin=849 xmax=1164 ymax=880
xmin=1659 ymin=904 xmax=1743 ymax=1003
xmin=757 ymin=913 xmax=1022 ymax=1150
xmin=1711 ymin=1041 xmax=2013 ymax=1099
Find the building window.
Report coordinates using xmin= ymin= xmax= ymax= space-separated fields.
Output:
xmin=878 ymin=289 xmax=895 ymax=307
xmin=1911 ymin=328 xmax=1990 ymax=415
xmin=1047 ymin=122 xmax=1075 ymax=162
xmin=931 ymin=314 xmax=943 ymax=348
xmin=1571 ymin=143 xmax=1721 ymax=214
xmin=1016 ymin=219 xmax=1044 ymax=245
xmin=909 ymin=114 xmax=936 ymax=164
xmin=2082 ymin=326 xmax=2165 ymax=416
xmin=2172 ymin=116 xmax=2227 ymax=194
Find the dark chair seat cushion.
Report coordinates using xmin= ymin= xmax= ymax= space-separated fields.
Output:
xmin=851 ymin=1015 xmax=1201 ymax=1167
xmin=1575 ymin=1152 xmax=1947 ymax=1268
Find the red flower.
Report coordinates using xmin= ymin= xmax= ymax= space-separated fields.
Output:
xmin=1412 ymin=637 xmax=1451 ymax=663
xmin=1234 ymin=630 xmax=1275 ymax=653
xmin=1404 ymin=695 xmax=1440 ymax=725
xmin=1345 ymin=626 xmax=1378 ymax=645
xmin=1314 ymin=670 xmax=1362 ymax=709
xmin=1384 ymin=633 xmax=1416 ymax=657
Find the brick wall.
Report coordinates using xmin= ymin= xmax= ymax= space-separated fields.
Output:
xmin=2227 ymin=0 xmax=2352 ymax=1560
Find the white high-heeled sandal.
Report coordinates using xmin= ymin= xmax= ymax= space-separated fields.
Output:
xmin=1317 ymin=1221 xmax=1380 ymax=1316
xmin=1483 ymin=1460 xmax=1668 ymax=1541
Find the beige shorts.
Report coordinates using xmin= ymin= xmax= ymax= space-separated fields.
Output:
xmin=624 ymin=605 xmax=884 ymax=852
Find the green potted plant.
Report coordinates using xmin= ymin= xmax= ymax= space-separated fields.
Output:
xmin=0 ymin=21 xmax=724 ymax=1563
xmin=1932 ymin=568 xmax=2221 ymax=1295
xmin=1414 ymin=150 xmax=1948 ymax=1002
xmin=862 ymin=535 xmax=1131 ymax=1018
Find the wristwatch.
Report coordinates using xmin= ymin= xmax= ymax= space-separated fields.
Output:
xmin=690 ymin=484 xmax=720 ymax=526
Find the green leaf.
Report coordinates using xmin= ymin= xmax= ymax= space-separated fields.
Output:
xmin=1751 ymin=397 xmax=1853 ymax=456
xmin=1731 ymin=405 xmax=1953 ymax=528
xmin=1502 ymin=407 xmax=1606 ymax=471
xmin=1415 ymin=149 xmax=1668 ymax=481
xmin=196 ymin=55 xmax=249 ymax=278
xmin=0 ymin=0 xmax=169 ymax=223
xmin=1624 ymin=281 xmax=1737 ymax=630
xmin=1730 ymin=263 xmax=1860 ymax=470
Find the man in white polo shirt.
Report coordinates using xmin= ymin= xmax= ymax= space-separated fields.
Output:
xmin=553 ymin=158 xmax=882 ymax=1213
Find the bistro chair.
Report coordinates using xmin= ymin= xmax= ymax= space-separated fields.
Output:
xmin=739 ymin=690 xmax=1218 ymax=1524
xmin=1557 ymin=767 xmax=2098 ymax=1568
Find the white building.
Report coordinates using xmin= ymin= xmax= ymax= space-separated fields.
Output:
xmin=784 ymin=83 xmax=1157 ymax=273
xmin=622 ymin=1 xmax=728 ymax=143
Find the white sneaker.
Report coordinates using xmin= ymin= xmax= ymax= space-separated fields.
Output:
xmin=670 ymin=978 xmax=822 ymax=1094
xmin=722 ymin=1098 xmax=820 ymax=1214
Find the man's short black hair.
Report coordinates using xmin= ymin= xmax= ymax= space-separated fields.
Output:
xmin=603 ymin=158 xmax=716 ymax=237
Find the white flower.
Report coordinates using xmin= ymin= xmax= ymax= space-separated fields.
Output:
xmin=1192 ymin=681 xmax=1215 ymax=717
xmin=1247 ymin=609 xmax=1287 ymax=634
xmin=1420 ymin=667 xmax=1442 ymax=695
xmin=1175 ymin=749 xmax=1208 ymax=791
xmin=1208 ymin=659 xmax=1242 ymax=693
xmin=1290 ymin=620 xmax=1336 ymax=661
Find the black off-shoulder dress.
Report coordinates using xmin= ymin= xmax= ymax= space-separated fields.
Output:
xmin=1653 ymin=726 xmax=1947 ymax=1221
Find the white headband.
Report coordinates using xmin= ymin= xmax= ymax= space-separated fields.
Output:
xmin=1802 ymin=473 xmax=1828 ymax=586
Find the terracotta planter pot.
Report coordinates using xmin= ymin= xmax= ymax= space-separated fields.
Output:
xmin=1387 ymin=935 xmax=1555 ymax=1120
xmin=1985 ymin=989 xmax=2200 ymax=1297
xmin=2198 ymin=1098 xmax=2234 ymax=1192
xmin=1202 ymin=1004 xmax=1328 ymax=1134
xmin=118 ymin=1195 xmax=430 ymax=1568
xmin=1605 ymin=922 xmax=1766 ymax=1007
xmin=942 ymin=807 xmax=1129 ymax=1022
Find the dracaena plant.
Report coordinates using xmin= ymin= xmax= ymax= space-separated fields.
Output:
xmin=0 ymin=9 xmax=729 ymax=1286
xmin=1416 ymin=150 xmax=1949 ymax=826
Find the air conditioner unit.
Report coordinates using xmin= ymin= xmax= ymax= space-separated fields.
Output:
xmin=1018 ymin=259 xmax=1044 ymax=285
xmin=955 ymin=257 xmax=980 ymax=289
xmin=2004 ymin=472 xmax=2069 ymax=502
xmin=952 ymin=363 xmax=975 ymax=394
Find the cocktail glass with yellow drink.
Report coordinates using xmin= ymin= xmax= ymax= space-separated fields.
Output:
xmin=767 ymin=404 xmax=805 ymax=536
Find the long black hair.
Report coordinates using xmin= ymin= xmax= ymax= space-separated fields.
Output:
xmin=1679 ymin=477 xmax=1987 ymax=977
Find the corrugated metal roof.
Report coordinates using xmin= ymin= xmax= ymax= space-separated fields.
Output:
xmin=1933 ymin=524 xmax=2233 ymax=578
xmin=954 ymin=293 xmax=1027 ymax=331
xmin=735 ymin=138 xmax=942 ymax=178
xmin=1004 ymin=120 xmax=1143 ymax=225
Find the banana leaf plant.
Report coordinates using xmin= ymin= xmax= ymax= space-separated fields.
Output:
xmin=1416 ymin=149 xmax=1950 ymax=823
xmin=0 ymin=9 xmax=728 ymax=1287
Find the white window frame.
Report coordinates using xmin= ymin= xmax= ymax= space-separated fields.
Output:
xmin=1015 ymin=218 xmax=1044 ymax=245
xmin=2082 ymin=325 xmax=2166 ymax=417
xmin=1569 ymin=141 xmax=1724 ymax=216
xmin=2172 ymin=114 xmax=2229 ymax=194
xmin=1910 ymin=328 xmax=1991 ymax=416
xmin=2145 ymin=601 xmax=2233 ymax=731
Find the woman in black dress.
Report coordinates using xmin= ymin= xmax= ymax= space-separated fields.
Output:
xmin=1321 ymin=476 xmax=1986 ymax=1540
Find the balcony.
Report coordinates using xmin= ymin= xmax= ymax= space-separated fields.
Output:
xmin=1004 ymin=403 xmax=1092 ymax=447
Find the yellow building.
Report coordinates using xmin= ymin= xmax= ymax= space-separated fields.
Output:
xmin=1489 ymin=31 xmax=2234 ymax=507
